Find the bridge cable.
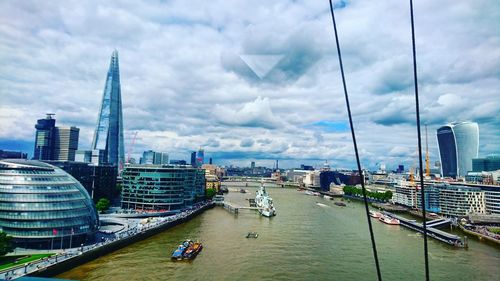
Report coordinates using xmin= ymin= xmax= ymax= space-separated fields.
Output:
xmin=409 ymin=0 xmax=431 ymax=280
xmin=327 ymin=1 xmax=382 ymax=280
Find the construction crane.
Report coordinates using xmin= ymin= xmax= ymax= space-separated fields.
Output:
xmin=425 ymin=124 xmax=430 ymax=178
xmin=126 ymin=131 xmax=139 ymax=163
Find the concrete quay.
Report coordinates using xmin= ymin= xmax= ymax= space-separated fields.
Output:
xmin=0 ymin=202 xmax=214 ymax=280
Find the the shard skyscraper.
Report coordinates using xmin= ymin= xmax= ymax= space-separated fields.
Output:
xmin=92 ymin=50 xmax=125 ymax=168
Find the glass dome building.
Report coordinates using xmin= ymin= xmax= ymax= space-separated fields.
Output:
xmin=0 ymin=159 xmax=99 ymax=248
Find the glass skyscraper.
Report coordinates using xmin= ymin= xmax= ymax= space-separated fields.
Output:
xmin=92 ymin=50 xmax=125 ymax=168
xmin=437 ymin=122 xmax=479 ymax=178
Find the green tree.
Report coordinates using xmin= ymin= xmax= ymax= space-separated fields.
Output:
xmin=205 ymin=188 xmax=216 ymax=199
xmin=0 ymin=231 xmax=13 ymax=256
xmin=96 ymin=198 xmax=111 ymax=213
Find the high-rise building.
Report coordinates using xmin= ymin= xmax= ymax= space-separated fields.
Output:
xmin=139 ymin=150 xmax=168 ymax=165
xmin=251 ymin=161 xmax=256 ymax=169
xmin=92 ymin=50 xmax=125 ymax=168
xmin=190 ymin=151 xmax=197 ymax=167
xmin=437 ymin=122 xmax=479 ymax=178
xmin=33 ymin=114 xmax=56 ymax=160
xmin=196 ymin=148 xmax=204 ymax=167
xmin=33 ymin=114 xmax=80 ymax=161
xmin=53 ymin=127 xmax=79 ymax=161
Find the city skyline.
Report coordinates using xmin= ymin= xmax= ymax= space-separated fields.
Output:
xmin=0 ymin=0 xmax=498 ymax=169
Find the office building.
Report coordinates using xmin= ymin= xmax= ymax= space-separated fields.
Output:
xmin=44 ymin=161 xmax=118 ymax=201
xmin=0 ymin=159 xmax=99 ymax=248
xmin=196 ymin=148 xmax=204 ymax=167
xmin=0 ymin=150 xmax=27 ymax=159
xmin=439 ymin=185 xmax=485 ymax=216
xmin=190 ymin=151 xmax=197 ymax=167
xmin=33 ymin=114 xmax=80 ymax=161
xmin=53 ymin=127 xmax=79 ymax=161
xmin=92 ymin=50 xmax=125 ymax=168
xmin=121 ymin=165 xmax=205 ymax=211
xmin=251 ymin=161 xmax=255 ymax=169
xmin=33 ymin=114 xmax=56 ymax=160
xmin=473 ymin=156 xmax=500 ymax=172
xmin=139 ymin=150 xmax=168 ymax=165
xmin=437 ymin=122 xmax=479 ymax=178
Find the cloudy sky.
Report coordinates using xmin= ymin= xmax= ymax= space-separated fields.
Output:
xmin=0 ymin=0 xmax=498 ymax=169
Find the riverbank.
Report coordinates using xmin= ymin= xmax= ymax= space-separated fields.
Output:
xmin=0 ymin=202 xmax=214 ymax=280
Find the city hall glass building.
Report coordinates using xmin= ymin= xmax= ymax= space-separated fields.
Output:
xmin=92 ymin=50 xmax=125 ymax=168
xmin=0 ymin=159 xmax=98 ymax=248
xmin=121 ymin=165 xmax=205 ymax=212
xmin=437 ymin=122 xmax=479 ymax=178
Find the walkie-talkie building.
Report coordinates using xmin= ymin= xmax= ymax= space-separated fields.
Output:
xmin=92 ymin=50 xmax=125 ymax=168
xmin=437 ymin=122 xmax=479 ymax=178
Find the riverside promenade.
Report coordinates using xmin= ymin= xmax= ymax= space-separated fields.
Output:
xmin=0 ymin=201 xmax=214 ymax=280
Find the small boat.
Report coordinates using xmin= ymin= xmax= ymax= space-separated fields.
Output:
xmin=369 ymin=210 xmax=383 ymax=218
xmin=171 ymin=241 xmax=188 ymax=260
xmin=240 ymin=188 xmax=247 ymax=193
xmin=379 ymin=215 xmax=400 ymax=225
xmin=323 ymin=195 xmax=332 ymax=200
xmin=334 ymin=201 xmax=346 ymax=207
xmin=183 ymin=241 xmax=203 ymax=260
xmin=246 ymin=232 xmax=259 ymax=238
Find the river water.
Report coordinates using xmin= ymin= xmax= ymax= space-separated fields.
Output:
xmin=58 ymin=186 xmax=499 ymax=281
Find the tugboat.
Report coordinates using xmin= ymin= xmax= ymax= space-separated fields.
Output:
xmin=171 ymin=240 xmax=203 ymax=260
xmin=255 ymin=182 xmax=276 ymax=217
xmin=183 ymin=241 xmax=203 ymax=260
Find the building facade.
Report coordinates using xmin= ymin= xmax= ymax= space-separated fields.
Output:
xmin=0 ymin=159 xmax=98 ymax=248
xmin=33 ymin=114 xmax=56 ymax=161
xmin=439 ymin=185 xmax=485 ymax=216
xmin=44 ymin=161 xmax=118 ymax=201
xmin=196 ymin=148 xmax=204 ymax=167
xmin=92 ymin=50 xmax=125 ymax=168
xmin=52 ymin=127 xmax=79 ymax=161
xmin=437 ymin=122 xmax=479 ymax=178
xmin=139 ymin=150 xmax=168 ymax=165
xmin=121 ymin=165 xmax=205 ymax=212
xmin=473 ymin=156 xmax=500 ymax=172
xmin=0 ymin=150 xmax=27 ymax=159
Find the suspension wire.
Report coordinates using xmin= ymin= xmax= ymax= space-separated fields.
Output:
xmin=327 ymin=1 xmax=382 ymax=280
xmin=409 ymin=0 xmax=430 ymax=280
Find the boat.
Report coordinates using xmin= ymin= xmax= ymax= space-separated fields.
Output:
xmin=379 ymin=215 xmax=400 ymax=225
xmin=255 ymin=181 xmax=276 ymax=217
xmin=323 ymin=195 xmax=332 ymax=200
xmin=240 ymin=188 xmax=247 ymax=193
xmin=316 ymin=202 xmax=328 ymax=207
xmin=171 ymin=240 xmax=190 ymax=260
xmin=369 ymin=210 xmax=383 ymax=218
xmin=183 ymin=241 xmax=203 ymax=260
xmin=334 ymin=201 xmax=346 ymax=207
xmin=246 ymin=232 xmax=259 ymax=238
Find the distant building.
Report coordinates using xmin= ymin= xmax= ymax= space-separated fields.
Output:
xmin=53 ymin=127 xmax=79 ymax=161
xmin=33 ymin=114 xmax=56 ymax=160
xmin=121 ymin=165 xmax=205 ymax=211
xmin=0 ymin=159 xmax=98 ymax=249
xmin=92 ymin=50 xmax=125 ymax=168
xmin=472 ymin=156 xmax=500 ymax=172
xmin=170 ymin=160 xmax=187 ymax=165
xmin=437 ymin=122 xmax=479 ymax=178
xmin=139 ymin=150 xmax=168 ymax=164
xmin=300 ymin=164 xmax=314 ymax=171
xmin=196 ymin=148 xmax=204 ymax=167
xmin=251 ymin=161 xmax=255 ymax=169
xmin=33 ymin=114 xmax=79 ymax=161
xmin=0 ymin=150 xmax=27 ymax=159
xmin=397 ymin=165 xmax=405 ymax=173
xmin=75 ymin=149 xmax=107 ymax=165
xmin=190 ymin=151 xmax=197 ymax=167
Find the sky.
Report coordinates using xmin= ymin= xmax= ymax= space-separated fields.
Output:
xmin=0 ymin=0 xmax=498 ymax=170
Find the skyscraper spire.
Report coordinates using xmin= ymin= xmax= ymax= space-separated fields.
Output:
xmin=92 ymin=51 xmax=125 ymax=168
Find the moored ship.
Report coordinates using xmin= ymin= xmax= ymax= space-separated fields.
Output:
xmin=255 ymin=182 xmax=276 ymax=217
xmin=379 ymin=215 xmax=400 ymax=225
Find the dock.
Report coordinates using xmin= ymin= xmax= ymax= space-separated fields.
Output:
xmin=223 ymin=202 xmax=263 ymax=214
xmin=383 ymin=211 xmax=466 ymax=247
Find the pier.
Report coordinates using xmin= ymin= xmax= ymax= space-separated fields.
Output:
xmin=383 ymin=211 xmax=466 ymax=247
xmin=222 ymin=202 xmax=263 ymax=214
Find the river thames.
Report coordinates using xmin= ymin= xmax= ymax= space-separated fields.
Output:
xmin=58 ymin=185 xmax=499 ymax=281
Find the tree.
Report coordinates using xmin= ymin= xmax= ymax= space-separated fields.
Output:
xmin=96 ymin=198 xmax=111 ymax=213
xmin=205 ymin=188 xmax=216 ymax=199
xmin=0 ymin=231 xmax=13 ymax=256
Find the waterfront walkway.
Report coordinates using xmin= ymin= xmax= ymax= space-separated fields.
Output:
xmin=0 ymin=201 xmax=213 ymax=280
